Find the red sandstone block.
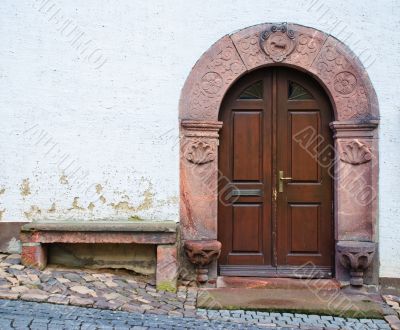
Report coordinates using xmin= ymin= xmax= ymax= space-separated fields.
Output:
xmin=156 ymin=245 xmax=178 ymax=292
xmin=21 ymin=243 xmax=47 ymax=270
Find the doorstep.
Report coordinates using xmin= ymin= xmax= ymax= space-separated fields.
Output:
xmin=216 ymin=276 xmax=341 ymax=290
xmin=199 ymin=278 xmax=389 ymax=318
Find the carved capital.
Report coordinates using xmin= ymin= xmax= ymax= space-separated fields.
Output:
xmin=330 ymin=120 xmax=378 ymax=139
xmin=181 ymin=120 xmax=223 ymax=138
xmin=340 ymin=140 xmax=372 ymax=165
xmin=337 ymin=241 xmax=376 ymax=287
xmin=183 ymin=139 xmax=216 ymax=165
xmin=184 ymin=240 xmax=222 ymax=283
xmin=181 ymin=120 xmax=223 ymax=165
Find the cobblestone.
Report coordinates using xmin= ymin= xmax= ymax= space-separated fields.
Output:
xmin=0 ymin=299 xmax=390 ymax=329
xmin=0 ymin=253 xmax=394 ymax=329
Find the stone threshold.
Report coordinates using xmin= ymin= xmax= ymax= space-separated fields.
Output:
xmin=217 ymin=276 xmax=341 ymax=290
xmin=197 ymin=287 xmax=388 ymax=318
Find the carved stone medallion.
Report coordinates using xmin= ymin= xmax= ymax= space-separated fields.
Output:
xmin=334 ymin=71 xmax=357 ymax=95
xmin=201 ymin=72 xmax=223 ymax=95
xmin=260 ymin=23 xmax=296 ymax=62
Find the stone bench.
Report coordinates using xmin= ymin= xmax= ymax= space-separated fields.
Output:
xmin=20 ymin=221 xmax=178 ymax=292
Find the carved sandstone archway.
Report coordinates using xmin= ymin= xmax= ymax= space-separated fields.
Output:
xmin=180 ymin=23 xmax=379 ymax=284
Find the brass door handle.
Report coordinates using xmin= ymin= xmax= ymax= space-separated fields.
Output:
xmin=278 ymin=170 xmax=292 ymax=192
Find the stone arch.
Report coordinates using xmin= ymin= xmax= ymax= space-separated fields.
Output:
xmin=179 ymin=23 xmax=379 ymax=122
xmin=180 ymin=23 xmax=379 ymax=285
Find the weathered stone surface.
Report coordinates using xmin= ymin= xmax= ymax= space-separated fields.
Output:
xmin=22 ymin=221 xmax=177 ymax=233
xmin=70 ymin=285 xmax=97 ymax=297
xmin=47 ymin=294 xmax=70 ymax=305
xmin=0 ymin=290 xmax=19 ymax=300
xmin=21 ymin=244 xmax=47 ymax=270
xmin=21 ymin=230 xmax=176 ymax=244
xmin=20 ymin=292 xmax=49 ymax=302
xmin=156 ymin=245 xmax=178 ymax=293
xmin=69 ymin=296 xmax=93 ymax=307
xmin=384 ymin=315 xmax=400 ymax=330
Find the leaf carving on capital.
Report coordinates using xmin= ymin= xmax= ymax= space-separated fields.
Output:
xmin=340 ymin=140 xmax=372 ymax=165
xmin=184 ymin=139 xmax=216 ymax=165
xmin=260 ymin=23 xmax=296 ymax=62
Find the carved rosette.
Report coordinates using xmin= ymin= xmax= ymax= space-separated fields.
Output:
xmin=334 ymin=71 xmax=357 ymax=95
xmin=337 ymin=241 xmax=376 ymax=287
xmin=260 ymin=23 xmax=296 ymax=62
xmin=340 ymin=140 xmax=372 ymax=165
xmin=184 ymin=240 xmax=222 ymax=283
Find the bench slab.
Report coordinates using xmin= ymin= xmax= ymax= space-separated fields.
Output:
xmin=21 ymin=221 xmax=177 ymax=232
xmin=21 ymin=221 xmax=177 ymax=244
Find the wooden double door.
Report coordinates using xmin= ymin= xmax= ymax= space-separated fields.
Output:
xmin=218 ymin=68 xmax=334 ymax=278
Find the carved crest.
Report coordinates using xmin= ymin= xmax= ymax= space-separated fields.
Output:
xmin=184 ymin=140 xmax=216 ymax=165
xmin=340 ymin=140 xmax=372 ymax=165
xmin=260 ymin=23 xmax=296 ymax=62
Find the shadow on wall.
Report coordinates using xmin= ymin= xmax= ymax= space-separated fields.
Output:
xmin=48 ymin=243 xmax=156 ymax=276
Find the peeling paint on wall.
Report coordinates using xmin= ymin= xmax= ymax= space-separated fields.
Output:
xmin=48 ymin=203 xmax=56 ymax=213
xmin=59 ymin=174 xmax=69 ymax=185
xmin=95 ymin=184 xmax=103 ymax=194
xmin=0 ymin=209 xmax=5 ymax=221
xmin=70 ymin=197 xmax=85 ymax=211
xmin=0 ymin=188 xmax=5 ymax=195
xmin=20 ymin=179 xmax=31 ymax=196
xmin=24 ymin=205 xmax=41 ymax=220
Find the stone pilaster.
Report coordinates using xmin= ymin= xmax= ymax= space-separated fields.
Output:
xmin=180 ymin=120 xmax=223 ymax=283
xmin=330 ymin=120 xmax=379 ymax=284
xmin=180 ymin=120 xmax=223 ymax=241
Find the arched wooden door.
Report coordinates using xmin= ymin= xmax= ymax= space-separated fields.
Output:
xmin=218 ymin=67 xmax=334 ymax=278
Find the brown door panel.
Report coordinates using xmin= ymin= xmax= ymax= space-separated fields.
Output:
xmin=218 ymin=67 xmax=333 ymax=277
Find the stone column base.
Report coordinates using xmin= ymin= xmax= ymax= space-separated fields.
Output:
xmin=156 ymin=244 xmax=178 ymax=293
xmin=21 ymin=243 xmax=47 ymax=270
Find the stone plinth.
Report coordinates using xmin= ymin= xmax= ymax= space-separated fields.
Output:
xmin=184 ymin=240 xmax=221 ymax=283
xmin=337 ymin=241 xmax=376 ymax=287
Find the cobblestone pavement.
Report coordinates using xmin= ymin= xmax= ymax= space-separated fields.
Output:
xmin=0 ymin=253 xmax=393 ymax=329
xmin=0 ymin=299 xmax=391 ymax=330
xmin=0 ymin=254 xmax=198 ymax=317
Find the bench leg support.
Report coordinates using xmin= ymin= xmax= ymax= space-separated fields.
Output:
xmin=21 ymin=243 xmax=47 ymax=270
xmin=156 ymin=244 xmax=178 ymax=293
